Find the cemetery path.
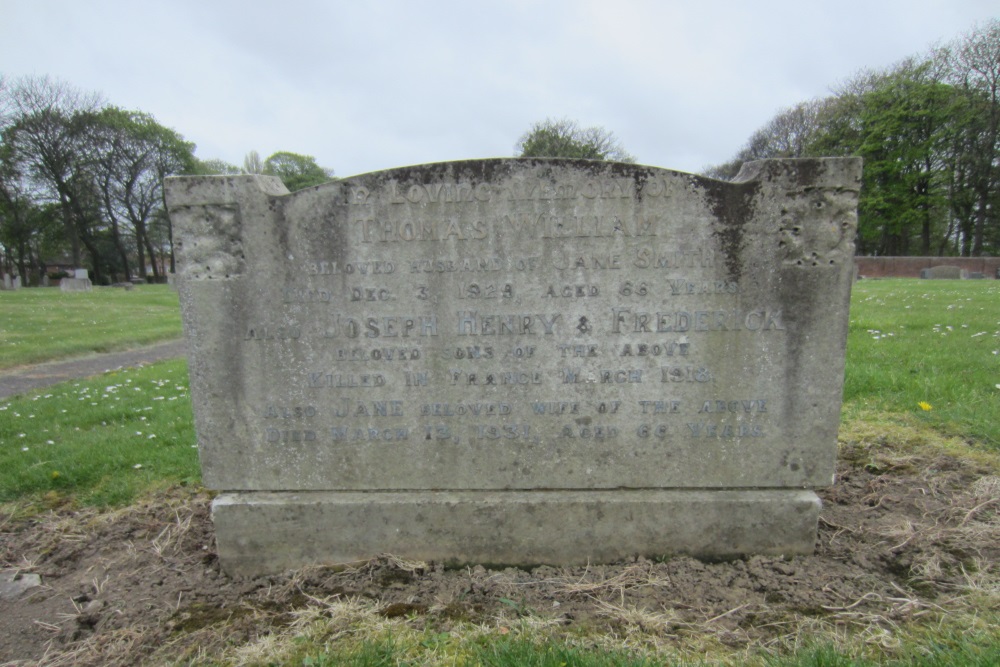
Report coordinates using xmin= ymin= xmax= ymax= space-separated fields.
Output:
xmin=0 ymin=338 xmax=186 ymax=399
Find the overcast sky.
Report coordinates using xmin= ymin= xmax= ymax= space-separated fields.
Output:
xmin=2 ymin=1 xmax=996 ymax=177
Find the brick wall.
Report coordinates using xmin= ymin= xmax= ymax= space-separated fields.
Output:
xmin=855 ymin=257 xmax=1000 ymax=278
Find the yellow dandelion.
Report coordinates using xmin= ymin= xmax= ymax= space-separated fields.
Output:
xmin=50 ymin=470 xmax=61 ymax=479
xmin=918 ymin=401 xmax=932 ymax=411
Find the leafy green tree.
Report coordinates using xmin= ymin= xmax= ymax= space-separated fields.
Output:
xmin=515 ymin=118 xmax=635 ymax=162
xmin=263 ymin=151 xmax=333 ymax=191
xmin=708 ymin=43 xmax=999 ymax=257
xmin=194 ymin=158 xmax=241 ymax=175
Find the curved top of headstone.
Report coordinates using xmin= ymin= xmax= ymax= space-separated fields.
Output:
xmin=167 ymin=156 xmax=861 ymax=203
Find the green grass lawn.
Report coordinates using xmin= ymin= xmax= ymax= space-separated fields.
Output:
xmin=0 ymin=284 xmax=182 ymax=370
xmin=0 ymin=358 xmax=195 ymax=506
xmin=844 ymin=279 xmax=1000 ymax=446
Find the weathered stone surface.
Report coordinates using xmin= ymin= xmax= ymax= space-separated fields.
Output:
xmin=213 ymin=489 xmax=821 ymax=576
xmin=920 ymin=265 xmax=967 ymax=279
xmin=167 ymin=157 xmax=861 ymax=574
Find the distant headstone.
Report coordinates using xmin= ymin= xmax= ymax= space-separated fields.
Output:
xmin=968 ymin=272 xmax=985 ymax=279
xmin=166 ymin=158 xmax=862 ymax=576
xmin=59 ymin=277 xmax=93 ymax=292
xmin=11 ymin=275 xmax=21 ymax=290
xmin=920 ymin=265 xmax=967 ymax=279
xmin=1 ymin=273 xmax=10 ymax=290
xmin=74 ymin=268 xmax=89 ymax=280
xmin=42 ymin=275 xmax=51 ymax=287
xmin=167 ymin=272 xmax=179 ymax=290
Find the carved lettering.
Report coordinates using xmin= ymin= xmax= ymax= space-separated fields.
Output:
xmin=610 ymin=309 xmax=785 ymax=333
xmin=456 ymin=312 xmax=561 ymax=336
xmin=686 ymin=423 xmax=765 ymax=438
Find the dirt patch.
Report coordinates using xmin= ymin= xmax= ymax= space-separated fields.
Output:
xmin=2 ymin=441 xmax=999 ymax=665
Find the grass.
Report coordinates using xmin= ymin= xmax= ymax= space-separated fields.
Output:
xmin=0 ymin=358 xmax=197 ymax=508
xmin=153 ymin=592 xmax=1000 ymax=666
xmin=0 ymin=284 xmax=182 ymax=370
xmin=843 ymin=279 xmax=1000 ymax=447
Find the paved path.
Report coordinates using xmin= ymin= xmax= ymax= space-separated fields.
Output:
xmin=0 ymin=339 xmax=187 ymax=400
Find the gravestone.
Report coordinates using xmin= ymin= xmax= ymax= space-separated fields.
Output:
xmin=166 ymin=157 xmax=862 ymax=576
xmin=60 ymin=268 xmax=94 ymax=291
xmin=920 ymin=265 xmax=967 ymax=279
xmin=1 ymin=273 xmax=10 ymax=290
xmin=59 ymin=276 xmax=93 ymax=292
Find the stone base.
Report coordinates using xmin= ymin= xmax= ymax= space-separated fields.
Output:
xmin=212 ymin=490 xmax=821 ymax=576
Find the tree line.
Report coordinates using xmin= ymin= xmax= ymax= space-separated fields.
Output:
xmin=706 ymin=20 xmax=1000 ymax=257
xmin=5 ymin=19 xmax=997 ymax=286
xmin=0 ymin=76 xmax=332 ymax=286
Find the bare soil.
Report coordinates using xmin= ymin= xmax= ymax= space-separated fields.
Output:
xmin=2 ymin=441 xmax=998 ymax=666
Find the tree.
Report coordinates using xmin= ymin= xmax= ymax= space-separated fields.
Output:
xmin=853 ymin=67 xmax=963 ymax=255
xmin=195 ymin=158 xmax=241 ymax=175
xmin=1 ymin=76 xmax=203 ymax=283
xmin=706 ymin=42 xmax=1000 ymax=257
xmin=240 ymin=150 xmax=334 ymax=191
xmin=1 ymin=76 xmax=104 ymax=274
xmin=87 ymin=106 xmax=197 ymax=280
xmin=515 ymin=118 xmax=635 ymax=162
xmin=243 ymin=149 xmax=264 ymax=175
xmin=703 ymin=99 xmax=832 ymax=179
xmin=942 ymin=19 xmax=1000 ymax=255
xmin=263 ymin=151 xmax=333 ymax=191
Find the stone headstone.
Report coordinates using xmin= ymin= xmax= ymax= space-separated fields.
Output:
xmin=59 ymin=277 xmax=93 ymax=292
xmin=11 ymin=275 xmax=21 ymax=290
xmin=1 ymin=273 xmax=10 ymax=290
xmin=42 ymin=275 xmax=51 ymax=287
xmin=74 ymin=268 xmax=89 ymax=280
xmin=166 ymin=158 xmax=862 ymax=576
xmin=920 ymin=265 xmax=967 ymax=279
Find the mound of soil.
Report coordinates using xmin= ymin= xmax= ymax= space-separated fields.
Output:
xmin=2 ymin=445 xmax=998 ymax=665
